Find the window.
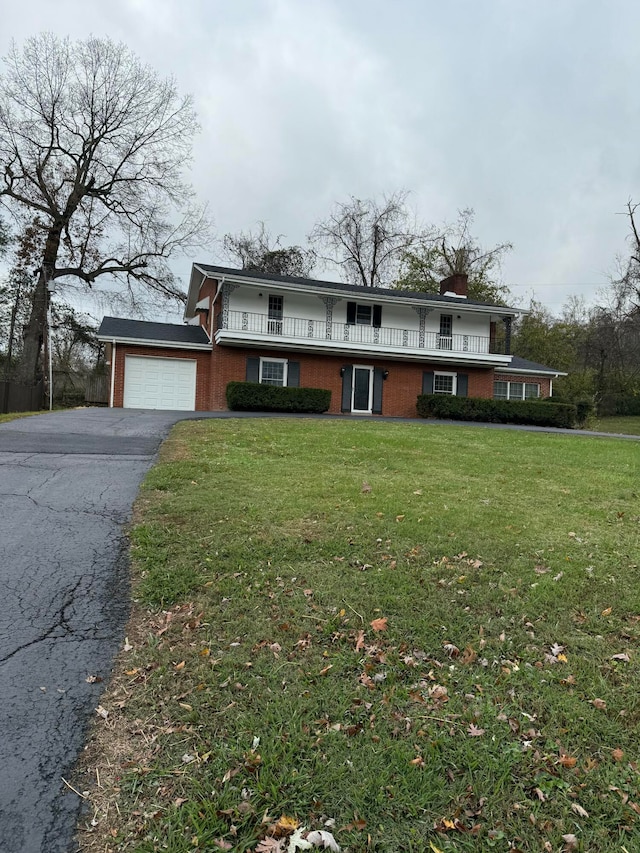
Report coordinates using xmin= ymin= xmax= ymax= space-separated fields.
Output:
xmin=268 ymin=295 xmax=283 ymax=335
xmin=434 ymin=372 xmax=456 ymax=395
xmin=438 ymin=314 xmax=453 ymax=349
xmin=356 ymin=304 xmax=372 ymax=325
xmin=346 ymin=302 xmax=382 ymax=327
xmin=494 ymin=380 xmax=540 ymax=400
xmin=260 ymin=358 xmax=287 ymax=386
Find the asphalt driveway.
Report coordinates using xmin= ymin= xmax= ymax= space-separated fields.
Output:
xmin=0 ymin=408 xmax=199 ymax=853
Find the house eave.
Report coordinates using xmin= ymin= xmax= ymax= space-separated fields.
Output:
xmin=97 ymin=334 xmax=212 ymax=352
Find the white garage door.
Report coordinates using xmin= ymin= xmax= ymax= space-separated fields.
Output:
xmin=123 ymin=355 xmax=197 ymax=411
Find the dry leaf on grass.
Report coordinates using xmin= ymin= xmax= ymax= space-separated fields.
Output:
xmin=370 ymin=617 xmax=388 ymax=632
xmin=591 ymin=698 xmax=607 ymax=710
xmin=306 ymin=829 xmax=340 ymax=851
xmin=571 ymin=803 xmax=589 ymax=818
xmin=612 ymin=748 xmax=625 ymax=762
xmin=467 ymin=723 xmax=485 ymax=737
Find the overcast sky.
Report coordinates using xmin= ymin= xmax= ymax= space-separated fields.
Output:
xmin=2 ymin=0 xmax=639 ymax=317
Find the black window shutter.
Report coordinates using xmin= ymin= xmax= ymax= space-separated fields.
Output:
xmin=456 ymin=373 xmax=469 ymax=397
xmin=287 ymin=361 xmax=300 ymax=388
xmin=246 ymin=357 xmax=260 ymax=383
xmin=372 ymin=367 xmax=384 ymax=414
xmin=341 ymin=365 xmax=353 ymax=412
xmin=346 ymin=302 xmax=356 ymax=324
xmin=373 ymin=305 xmax=382 ymax=328
xmin=422 ymin=371 xmax=434 ymax=395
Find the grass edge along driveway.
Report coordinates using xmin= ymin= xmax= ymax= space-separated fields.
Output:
xmin=76 ymin=418 xmax=640 ymax=853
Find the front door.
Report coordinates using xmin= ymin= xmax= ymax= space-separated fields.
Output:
xmin=352 ymin=366 xmax=373 ymax=413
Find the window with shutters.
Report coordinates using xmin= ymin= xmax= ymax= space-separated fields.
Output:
xmin=346 ymin=302 xmax=382 ymax=327
xmin=260 ymin=358 xmax=287 ymax=386
xmin=434 ymin=372 xmax=456 ymax=394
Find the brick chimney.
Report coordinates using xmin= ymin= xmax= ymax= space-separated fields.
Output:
xmin=439 ymin=273 xmax=468 ymax=297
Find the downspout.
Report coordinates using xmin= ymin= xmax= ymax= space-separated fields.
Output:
xmin=109 ymin=340 xmax=116 ymax=408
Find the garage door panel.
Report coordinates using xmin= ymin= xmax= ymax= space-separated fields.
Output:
xmin=123 ymin=356 xmax=197 ymax=411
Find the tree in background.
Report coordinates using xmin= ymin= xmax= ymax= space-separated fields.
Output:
xmin=396 ymin=208 xmax=512 ymax=303
xmin=0 ymin=33 xmax=210 ymax=384
xmin=223 ymin=222 xmax=316 ymax=277
xmin=309 ymin=191 xmax=427 ymax=288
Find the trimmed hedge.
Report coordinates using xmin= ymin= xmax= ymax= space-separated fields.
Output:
xmin=226 ymin=381 xmax=331 ymax=413
xmin=416 ymin=394 xmax=578 ymax=428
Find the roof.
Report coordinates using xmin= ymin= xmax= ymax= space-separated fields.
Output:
xmin=97 ymin=316 xmax=211 ymax=349
xmin=502 ymin=355 xmax=568 ymax=377
xmin=186 ymin=262 xmax=521 ymax=319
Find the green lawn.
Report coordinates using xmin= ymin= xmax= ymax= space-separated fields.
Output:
xmin=78 ymin=419 xmax=640 ymax=853
xmin=0 ymin=410 xmax=44 ymax=423
xmin=594 ymin=416 xmax=640 ymax=436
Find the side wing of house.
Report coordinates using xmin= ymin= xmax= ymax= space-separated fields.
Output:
xmin=97 ymin=317 xmax=212 ymax=411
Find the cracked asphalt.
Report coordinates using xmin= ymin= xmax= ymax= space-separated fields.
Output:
xmin=0 ymin=408 xmax=202 ymax=853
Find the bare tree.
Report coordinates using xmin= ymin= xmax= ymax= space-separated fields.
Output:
xmin=223 ymin=222 xmax=316 ymax=277
xmin=0 ymin=34 xmax=210 ymax=383
xmin=309 ymin=191 xmax=426 ymax=288
xmin=397 ymin=208 xmax=512 ymax=303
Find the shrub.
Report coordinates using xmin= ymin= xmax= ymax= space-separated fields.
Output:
xmin=226 ymin=381 xmax=331 ymax=414
xmin=416 ymin=394 xmax=577 ymax=428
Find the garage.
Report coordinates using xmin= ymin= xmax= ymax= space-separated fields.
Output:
xmin=123 ymin=355 xmax=197 ymax=411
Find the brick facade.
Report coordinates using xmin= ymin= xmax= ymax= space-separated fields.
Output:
xmin=208 ymin=344 xmax=496 ymax=417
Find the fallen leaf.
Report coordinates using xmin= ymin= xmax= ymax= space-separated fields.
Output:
xmin=287 ymin=827 xmax=312 ymax=851
xmin=591 ymin=698 xmax=607 ymax=710
xmin=410 ymin=755 xmax=425 ymax=766
xmin=319 ymin=665 xmax=333 ymax=677
xmin=601 ymin=607 xmax=612 ymax=616
xmin=429 ymin=843 xmax=445 ymax=853
xmin=562 ymin=833 xmax=578 ymax=849
xmin=443 ymin=643 xmax=460 ymax=658
xmin=559 ymin=755 xmax=577 ymax=768
xmin=95 ymin=705 xmax=108 ymax=720
xmin=370 ymin=617 xmax=388 ymax=632
xmin=256 ymin=839 xmax=285 ymax=852
xmin=612 ymin=748 xmax=625 ymax=762
xmin=612 ymin=653 xmax=630 ymax=662
xmin=395 ymin=515 xmax=405 ymax=522
xmin=306 ymin=829 xmax=340 ymax=851
xmin=355 ymin=630 xmax=365 ymax=652
xmin=85 ymin=675 xmax=102 ymax=684
xmin=272 ymin=815 xmax=300 ymax=837
xmin=123 ymin=637 xmax=133 ymax=652
xmin=467 ymin=723 xmax=485 ymax=737
xmin=361 ymin=481 xmax=372 ymax=493
xmin=174 ymin=661 xmax=186 ymax=671
xmin=571 ymin=803 xmax=589 ymax=818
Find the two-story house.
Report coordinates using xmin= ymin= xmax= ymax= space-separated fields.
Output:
xmin=97 ymin=264 xmax=564 ymax=415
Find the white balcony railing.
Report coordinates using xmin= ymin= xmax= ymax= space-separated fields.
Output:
xmin=220 ymin=310 xmax=495 ymax=355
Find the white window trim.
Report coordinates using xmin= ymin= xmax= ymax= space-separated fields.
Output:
xmin=493 ymin=380 xmax=540 ymax=401
xmin=434 ymin=371 xmax=457 ymax=395
xmin=259 ymin=357 xmax=288 ymax=386
xmin=351 ymin=364 xmax=374 ymax=413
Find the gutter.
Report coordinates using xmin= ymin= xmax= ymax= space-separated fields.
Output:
xmin=96 ymin=336 xmax=212 ymax=351
xmin=109 ymin=340 xmax=116 ymax=408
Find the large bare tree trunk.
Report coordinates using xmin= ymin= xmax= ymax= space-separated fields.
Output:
xmin=15 ymin=228 xmax=61 ymax=384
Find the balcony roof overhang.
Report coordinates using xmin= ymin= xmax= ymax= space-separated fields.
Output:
xmin=214 ymin=329 xmax=512 ymax=367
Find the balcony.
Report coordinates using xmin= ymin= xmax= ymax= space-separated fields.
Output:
xmin=216 ymin=310 xmax=510 ymax=364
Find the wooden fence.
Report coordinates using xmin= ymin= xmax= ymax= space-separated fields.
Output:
xmin=0 ymin=380 xmax=44 ymax=414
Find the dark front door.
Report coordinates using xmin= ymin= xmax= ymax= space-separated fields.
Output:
xmin=352 ymin=367 xmax=372 ymax=412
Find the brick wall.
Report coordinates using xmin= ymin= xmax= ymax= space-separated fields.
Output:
xmin=111 ymin=345 xmax=212 ymax=410
xmin=209 ymin=344 xmax=496 ymax=417
xmin=494 ymin=373 xmax=552 ymax=398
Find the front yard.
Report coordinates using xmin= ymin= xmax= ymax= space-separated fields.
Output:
xmin=78 ymin=419 xmax=640 ymax=853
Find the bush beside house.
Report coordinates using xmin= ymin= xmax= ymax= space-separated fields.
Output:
xmin=417 ymin=394 xmax=577 ymax=428
xmin=226 ymin=381 xmax=331 ymax=413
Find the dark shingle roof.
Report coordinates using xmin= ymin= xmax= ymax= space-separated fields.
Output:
xmin=98 ymin=316 xmax=211 ymax=346
xmin=505 ymin=356 xmax=566 ymax=375
xmin=193 ymin=263 xmax=515 ymax=310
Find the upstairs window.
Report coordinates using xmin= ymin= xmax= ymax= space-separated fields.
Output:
xmin=268 ymin=295 xmax=284 ymax=334
xmin=347 ymin=302 xmax=382 ymax=327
